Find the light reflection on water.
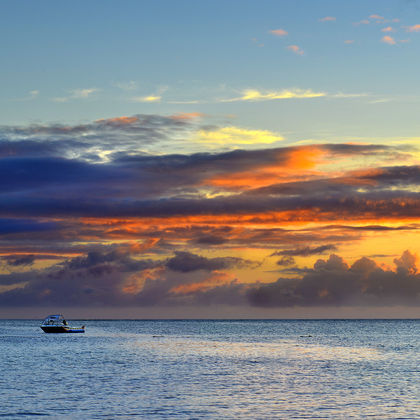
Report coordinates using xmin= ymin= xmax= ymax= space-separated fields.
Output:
xmin=0 ymin=319 xmax=419 ymax=419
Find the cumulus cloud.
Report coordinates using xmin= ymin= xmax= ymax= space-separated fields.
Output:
xmin=248 ymin=251 xmax=420 ymax=307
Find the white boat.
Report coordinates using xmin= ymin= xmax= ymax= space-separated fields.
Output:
xmin=40 ymin=314 xmax=85 ymax=333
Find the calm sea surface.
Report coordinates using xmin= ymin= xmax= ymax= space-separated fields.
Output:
xmin=0 ymin=319 xmax=419 ymax=419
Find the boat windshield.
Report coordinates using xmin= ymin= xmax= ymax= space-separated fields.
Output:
xmin=42 ymin=314 xmax=65 ymax=325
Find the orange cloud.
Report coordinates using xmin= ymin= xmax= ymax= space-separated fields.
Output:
xmin=381 ymin=35 xmax=396 ymax=45
xmin=381 ymin=26 xmax=395 ymax=33
xmin=96 ymin=116 xmax=138 ymax=125
xmin=319 ymin=16 xmax=336 ymax=22
xmin=406 ymin=24 xmax=420 ymax=32
xmin=369 ymin=14 xmax=384 ymax=20
xmin=122 ymin=268 xmax=164 ymax=294
xmin=287 ymin=45 xmax=304 ymax=55
xmin=204 ymin=146 xmax=325 ymax=190
xmin=170 ymin=112 xmax=204 ymax=120
xmin=270 ymin=29 xmax=288 ymax=36
xmin=169 ymin=271 xmax=236 ymax=295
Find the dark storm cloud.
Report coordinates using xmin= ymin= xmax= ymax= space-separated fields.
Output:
xmin=1 ymin=248 xmax=419 ymax=308
xmin=0 ymin=218 xmax=57 ymax=235
xmin=277 ymin=256 xmax=295 ymax=266
xmin=271 ymin=245 xmax=338 ymax=257
xmin=0 ymin=122 xmax=412 ymax=221
xmin=60 ymin=249 xmax=157 ymax=273
xmin=3 ymin=254 xmax=35 ymax=266
xmin=166 ymin=251 xmax=255 ymax=272
xmin=0 ymin=248 xmax=159 ymax=306
xmin=0 ymin=139 xmax=87 ymax=158
xmin=192 ymin=235 xmax=228 ymax=245
xmin=1 ymin=187 xmax=420 ymax=222
xmin=248 ymin=251 xmax=420 ymax=307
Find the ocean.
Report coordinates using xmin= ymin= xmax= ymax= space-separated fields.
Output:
xmin=0 ymin=319 xmax=419 ymax=419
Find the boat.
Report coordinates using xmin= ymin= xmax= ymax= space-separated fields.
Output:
xmin=40 ymin=314 xmax=85 ymax=333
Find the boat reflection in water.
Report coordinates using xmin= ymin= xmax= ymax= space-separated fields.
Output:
xmin=40 ymin=314 xmax=85 ymax=333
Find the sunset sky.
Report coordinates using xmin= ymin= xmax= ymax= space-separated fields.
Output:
xmin=1 ymin=0 xmax=420 ymax=318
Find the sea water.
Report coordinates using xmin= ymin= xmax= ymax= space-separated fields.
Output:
xmin=0 ymin=319 xmax=418 ymax=419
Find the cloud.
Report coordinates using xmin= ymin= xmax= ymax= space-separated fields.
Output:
xmin=382 ymin=35 xmax=397 ymax=45
xmin=52 ymin=88 xmax=99 ymax=102
xmin=195 ymin=126 xmax=284 ymax=146
xmin=344 ymin=40 xmax=355 ymax=44
xmin=319 ymin=16 xmax=336 ymax=22
xmin=71 ymin=88 xmax=99 ymax=99
xmin=170 ymin=112 xmax=204 ymax=120
xmin=131 ymin=95 xmax=161 ymax=102
xmin=269 ymin=29 xmax=288 ymax=36
xmin=271 ymin=245 xmax=338 ymax=257
xmin=113 ymin=81 xmax=138 ymax=91
xmin=223 ymin=88 xmax=325 ymax=102
xmin=277 ymin=256 xmax=295 ymax=266
xmin=166 ymin=251 xmax=254 ymax=272
xmin=354 ymin=19 xmax=370 ymax=25
xmin=15 ymin=90 xmax=40 ymax=102
xmin=0 ymin=113 xmax=198 ymax=159
xmin=381 ymin=26 xmax=395 ymax=32
xmin=248 ymin=250 xmax=420 ymax=307
xmin=287 ymin=45 xmax=304 ymax=55
xmin=3 ymin=255 xmax=35 ymax=267
xmin=369 ymin=14 xmax=384 ymax=20
xmin=406 ymin=24 xmax=420 ymax=32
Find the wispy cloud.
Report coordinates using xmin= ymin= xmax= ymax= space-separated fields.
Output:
xmin=195 ymin=126 xmax=284 ymax=146
xmin=15 ymin=90 xmax=40 ymax=102
xmin=381 ymin=35 xmax=397 ymax=45
xmin=52 ymin=88 xmax=99 ymax=102
xmin=319 ymin=16 xmax=336 ymax=22
xmin=131 ymin=95 xmax=162 ymax=103
xmin=130 ymin=87 xmax=167 ymax=103
xmin=113 ymin=81 xmax=138 ymax=91
xmin=344 ymin=40 xmax=355 ymax=44
xmin=170 ymin=112 xmax=204 ymax=121
xmin=269 ymin=29 xmax=288 ymax=36
xmin=406 ymin=24 xmax=420 ymax=32
xmin=354 ymin=19 xmax=370 ymax=25
xmin=71 ymin=88 xmax=99 ymax=99
xmin=287 ymin=45 xmax=304 ymax=55
xmin=369 ymin=14 xmax=384 ymax=20
xmin=332 ymin=92 xmax=368 ymax=98
xmin=222 ymin=88 xmax=325 ymax=102
xmin=381 ymin=26 xmax=395 ymax=33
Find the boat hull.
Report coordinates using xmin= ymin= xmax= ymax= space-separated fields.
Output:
xmin=41 ymin=326 xmax=85 ymax=333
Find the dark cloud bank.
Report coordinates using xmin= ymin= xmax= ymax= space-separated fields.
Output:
xmin=0 ymin=115 xmax=420 ymax=312
xmin=0 ymin=248 xmax=419 ymax=308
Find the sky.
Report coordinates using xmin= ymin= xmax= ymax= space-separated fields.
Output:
xmin=1 ymin=0 xmax=420 ymax=318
